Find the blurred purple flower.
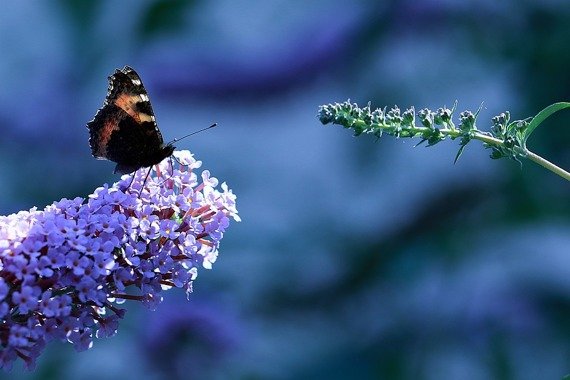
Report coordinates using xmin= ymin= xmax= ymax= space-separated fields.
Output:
xmin=0 ymin=150 xmax=239 ymax=370
xmin=142 ymin=298 xmax=241 ymax=379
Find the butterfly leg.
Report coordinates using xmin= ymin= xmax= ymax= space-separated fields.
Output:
xmin=122 ymin=172 xmax=137 ymax=193
xmin=157 ymin=157 xmax=177 ymax=188
xmin=136 ymin=166 xmax=153 ymax=198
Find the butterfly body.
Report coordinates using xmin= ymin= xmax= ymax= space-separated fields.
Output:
xmin=87 ymin=66 xmax=174 ymax=174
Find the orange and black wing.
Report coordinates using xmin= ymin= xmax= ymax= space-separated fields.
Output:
xmin=86 ymin=66 xmax=171 ymax=174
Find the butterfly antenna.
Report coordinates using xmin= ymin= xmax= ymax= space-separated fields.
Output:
xmin=167 ymin=123 xmax=217 ymax=146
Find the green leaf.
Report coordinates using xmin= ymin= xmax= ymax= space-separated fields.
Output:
xmin=524 ymin=102 xmax=570 ymax=145
xmin=453 ymin=144 xmax=465 ymax=164
xmin=453 ymin=137 xmax=470 ymax=164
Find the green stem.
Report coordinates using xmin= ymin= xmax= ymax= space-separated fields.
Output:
xmin=524 ymin=150 xmax=570 ymax=181
xmin=469 ymin=131 xmax=570 ymax=181
xmin=359 ymin=120 xmax=570 ymax=181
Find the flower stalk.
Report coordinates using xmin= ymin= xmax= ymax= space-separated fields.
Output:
xmin=318 ymin=100 xmax=570 ymax=181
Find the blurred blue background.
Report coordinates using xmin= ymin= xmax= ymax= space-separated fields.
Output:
xmin=1 ymin=0 xmax=569 ymax=379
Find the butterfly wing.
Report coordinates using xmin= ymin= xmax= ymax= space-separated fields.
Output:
xmin=87 ymin=66 xmax=169 ymax=174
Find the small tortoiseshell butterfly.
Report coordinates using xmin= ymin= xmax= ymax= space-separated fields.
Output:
xmin=87 ymin=66 xmax=175 ymax=175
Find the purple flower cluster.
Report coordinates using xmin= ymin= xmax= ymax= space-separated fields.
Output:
xmin=0 ymin=151 xmax=239 ymax=370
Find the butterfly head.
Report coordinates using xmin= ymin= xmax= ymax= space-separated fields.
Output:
xmin=162 ymin=143 xmax=176 ymax=156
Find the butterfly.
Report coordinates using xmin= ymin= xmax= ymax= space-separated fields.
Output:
xmin=86 ymin=65 xmax=175 ymax=175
